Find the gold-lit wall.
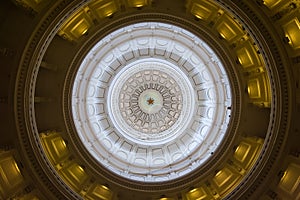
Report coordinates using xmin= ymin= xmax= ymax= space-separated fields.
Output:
xmin=40 ymin=131 xmax=114 ymax=199
xmin=58 ymin=0 xmax=151 ymax=42
xmin=278 ymin=162 xmax=300 ymax=199
xmin=263 ymin=0 xmax=300 ymax=52
xmin=0 ymin=150 xmax=42 ymax=199
xmin=0 ymin=150 xmax=24 ymax=199
xmin=186 ymin=0 xmax=272 ymax=108
xmin=180 ymin=136 xmax=264 ymax=200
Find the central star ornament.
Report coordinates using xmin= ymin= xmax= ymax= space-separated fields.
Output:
xmin=147 ymin=97 xmax=154 ymax=105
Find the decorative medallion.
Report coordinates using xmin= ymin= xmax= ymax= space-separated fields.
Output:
xmin=108 ymin=60 xmax=194 ymax=144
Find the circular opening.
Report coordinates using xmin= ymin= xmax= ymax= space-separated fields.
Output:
xmin=72 ymin=22 xmax=232 ymax=182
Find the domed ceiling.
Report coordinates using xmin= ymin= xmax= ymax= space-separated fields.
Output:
xmin=0 ymin=0 xmax=299 ymax=199
xmin=72 ymin=21 xmax=232 ymax=182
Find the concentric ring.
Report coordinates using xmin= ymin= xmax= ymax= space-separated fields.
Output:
xmin=108 ymin=59 xmax=194 ymax=145
xmin=72 ymin=22 xmax=232 ymax=182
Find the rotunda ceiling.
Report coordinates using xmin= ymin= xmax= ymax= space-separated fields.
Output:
xmin=72 ymin=22 xmax=232 ymax=182
xmin=12 ymin=0 xmax=292 ymax=199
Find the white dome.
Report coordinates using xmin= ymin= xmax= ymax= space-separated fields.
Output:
xmin=72 ymin=22 xmax=232 ymax=182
